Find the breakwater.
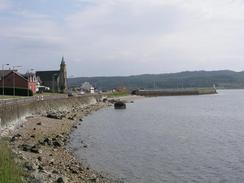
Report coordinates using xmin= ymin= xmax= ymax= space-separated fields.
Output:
xmin=0 ymin=95 xmax=102 ymax=132
xmin=133 ymin=88 xmax=217 ymax=97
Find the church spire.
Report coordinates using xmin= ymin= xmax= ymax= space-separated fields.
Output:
xmin=59 ymin=56 xmax=67 ymax=93
xmin=61 ymin=56 xmax=65 ymax=65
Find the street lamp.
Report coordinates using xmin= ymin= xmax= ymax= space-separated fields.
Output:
xmin=2 ymin=64 xmax=10 ymax=96
xmin=12 ymin=65 xmax=22 ymax=96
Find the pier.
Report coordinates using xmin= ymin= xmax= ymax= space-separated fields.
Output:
xmin=132 ymin=88 xmax=217 ymax=97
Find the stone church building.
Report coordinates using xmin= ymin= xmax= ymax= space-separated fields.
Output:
xmin=36 ymin=57 xmax=68 ymax=93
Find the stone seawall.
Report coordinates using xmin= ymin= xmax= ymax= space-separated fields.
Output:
xmin=134 ymin=88 xmax=217 ymax=97
xmin=0 ymin=95 xmax=102 ymax=131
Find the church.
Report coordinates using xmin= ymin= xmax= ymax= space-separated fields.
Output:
xmin=36 ymin=57 xmax=68 ymax=93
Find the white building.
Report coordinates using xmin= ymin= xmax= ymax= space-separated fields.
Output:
xmin=90 ymin=86 xmax=95 ymax=94
xmin=81 ymin=82 xmax=95 ymax=94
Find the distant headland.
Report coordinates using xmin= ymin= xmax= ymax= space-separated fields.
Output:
xmin=68 ymin=70 xmax=244 ymax=91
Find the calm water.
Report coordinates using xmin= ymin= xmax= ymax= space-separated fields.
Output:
xmin=70 ymin=90 xmax=244 ymax=183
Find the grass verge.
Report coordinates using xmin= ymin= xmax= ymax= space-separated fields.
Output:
xmin=0 ymin=140 xmax=23 ymax=183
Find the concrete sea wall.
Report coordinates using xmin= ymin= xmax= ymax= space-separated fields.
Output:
xmin=134 ymin=88 xmax=217 ymax=97
xmin=0 ymin=95 xmax=102 ymax=131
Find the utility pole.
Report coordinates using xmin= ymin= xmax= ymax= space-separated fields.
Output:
xmin=12 ymin=66 xmax=22 ymax=96
xmin=2 ymin=64 xmax=9 ymax=97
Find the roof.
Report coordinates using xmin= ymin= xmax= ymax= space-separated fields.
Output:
xmin=61 ymin=56 xmax=65 ymax=65
xmin=0 ymin=70 xmax=15 ymax=80
xmin=3 ymin=70 xmax=28 ymax=81
xmin=36 ymin=70 xmax=60 ymax=81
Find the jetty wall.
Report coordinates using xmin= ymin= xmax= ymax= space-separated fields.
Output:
xmin=134 ymin=88 xmax=217 ymax=97
xmin=0 ymin=95 xmax=102 ymax=131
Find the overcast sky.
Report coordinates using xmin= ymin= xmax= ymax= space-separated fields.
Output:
xmin=0 ymin=0 xmax=244 ymax=77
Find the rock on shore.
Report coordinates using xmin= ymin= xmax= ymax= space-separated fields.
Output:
xmin=2 ymin=95 xmax=143 ymax=183
xmin=8 ymin=102 xmax=114 ymax=183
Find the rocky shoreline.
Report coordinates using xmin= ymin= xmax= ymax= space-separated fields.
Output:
xmin=2 ymin=95 xmax=143 ymax=183
xmin=5 ymin=101 xmax=114 ymax=183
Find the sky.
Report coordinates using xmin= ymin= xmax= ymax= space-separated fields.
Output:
xmin=0 ymin=0 xmax=244 ymax=77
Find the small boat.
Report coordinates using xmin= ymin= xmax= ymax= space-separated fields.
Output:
xmin=114 ymin=101 xmax=126 ymax=109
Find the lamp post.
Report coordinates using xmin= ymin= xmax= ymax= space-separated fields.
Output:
xmin=12 ymin=66 xmax=22 ymax=96
xmin=2 ymin=64 xmax=9 ymax=97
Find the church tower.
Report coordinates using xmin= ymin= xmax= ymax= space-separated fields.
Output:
xmin=59 ymin=57 xmax=68 ymax=93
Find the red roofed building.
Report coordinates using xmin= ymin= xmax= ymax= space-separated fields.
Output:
xmin=0 ymin=70 xmax=37 ymax=94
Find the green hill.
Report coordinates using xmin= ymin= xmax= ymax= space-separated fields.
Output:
xmin=68 ymin=70 xmax=244 ymax=90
